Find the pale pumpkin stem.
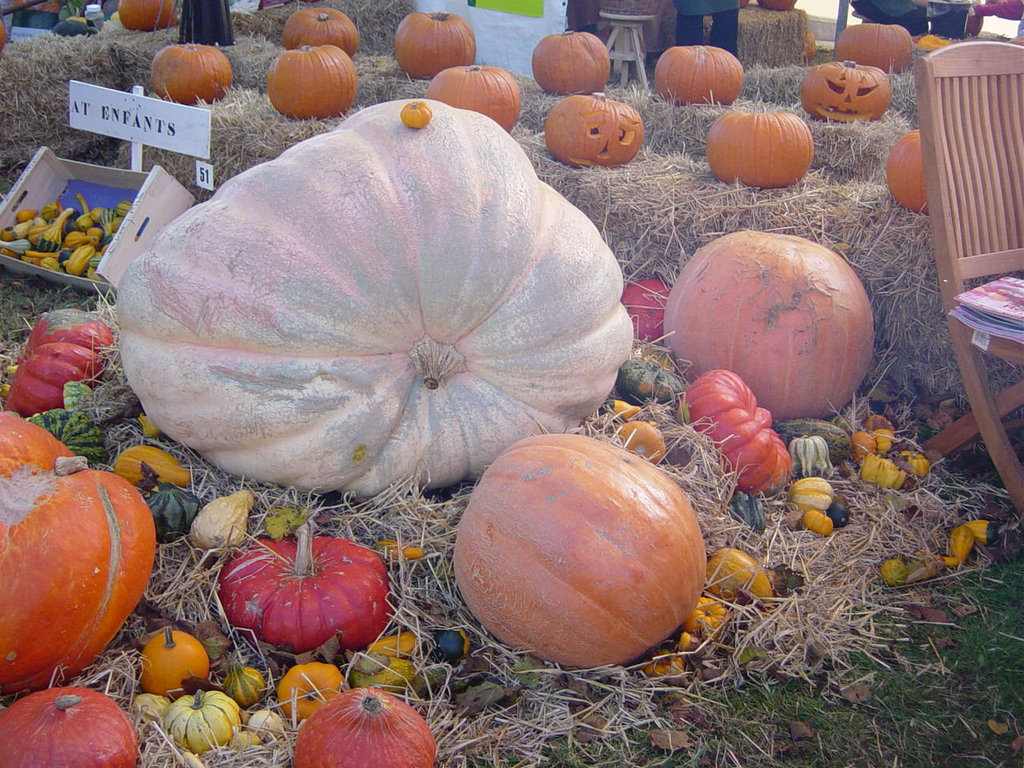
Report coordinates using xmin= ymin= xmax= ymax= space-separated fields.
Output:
xmin=410 ymin=336 xmax=466 ymax=391
xmin=360 ymin=692 xmax=383 ymax=714
xmin=54 ymin=455 xmax=89 ymax=476
xmin=53 ymin=694 xmax=84 ymax=711
xmin=163 ymin=625 xmax=176 ymax=649
xmin=293 ymin=521 xmax=317 ymax=578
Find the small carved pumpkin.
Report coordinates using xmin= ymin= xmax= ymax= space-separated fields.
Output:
xmin=531 ymin=30 xmax=610 ymax=95
xmin=394 ymin=11 xmax=476 ymax=80
xmin=425 ymin=65 xmax=522 ymax=132
xmin=800 ymin=60 xmax=891 ymax=122
xmin=654 ymin=45 xmax=744 ymax=106
xmin=151 ymin=43 xmax=233 ymax=105
xmin=283 ymin=8 xmax=358 ymax=54
xmin=266 ymin=45 xmax=357 ymax=120
xmin=834 ymin=21 xmax=914 ymax=73
xmin=706 ymin=110 xmax=813 ymax=188
xmin=886 ymin=130 xmax=928 ymax=213
xmin=544 ymin=92 xmax=644 ymax=168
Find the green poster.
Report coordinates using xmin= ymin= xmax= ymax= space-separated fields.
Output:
xmin=467 ymin=0 xmax=544 ymax=17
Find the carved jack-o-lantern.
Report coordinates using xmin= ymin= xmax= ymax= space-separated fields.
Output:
xmin=543 ymin=93 xmax=644 ymax=168
xmin=799 ymin=60 xmax=891 ymax=122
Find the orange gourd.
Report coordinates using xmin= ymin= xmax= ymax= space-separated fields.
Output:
xmin=531 ymin=30 xmax=610 ymax=95
xmin=393 ymin=11 xmax=476 ymax=80
xmin=277 ymin=662 xmax=344 ymax=722
xmin=706 ymin=110 xmax=813 ymax=189
xmin=118 ymin=0 xmax=178 ymax=30
xmin=615 ymin=419 xmax=666 ymax=463
xmin=283 ymin=8 xmax=359 ymax=54
xmin=151 ymin=43 xmax=233 ymax=105
xmin=425 ymin=65 xmax=522 ymax=132
xmin=400 ymin=100 xmax=432 ymax=128
xmin=886 ymin=130 xmax=928 ymax=213
xmin=0 ymin=413 xmax=157 ymax=694
xmin=544 ymin=92 xmax=644 ymax=168
xmin=453 ymin=433 xmax=706 ymax=668
xmin=267 ymin=45 xmax=357 ymax=120
xmin=654 ymin=45 xmax=744 ymax=106
xmin=139 ymin=627 xmax=211 ymax=699
xmin=800 ymin=60 xmax=891 ymax=122
xmin=834 ymin=22 xmax=914 ymax=73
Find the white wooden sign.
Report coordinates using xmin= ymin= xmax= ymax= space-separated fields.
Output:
xmin=68 ymin=80 xmax=212 ymax=160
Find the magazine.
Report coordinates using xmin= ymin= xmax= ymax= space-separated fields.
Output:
xmin=951 ymin=275 xmax=1024 ymax=343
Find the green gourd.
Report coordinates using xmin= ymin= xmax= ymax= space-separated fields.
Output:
xmin=614 ymin=360 xmax=685 ymax=405
xmin=26 ymin=408 xmax=106 ymax=465
xmin=147 ymin=482 xmax=203 ymax=543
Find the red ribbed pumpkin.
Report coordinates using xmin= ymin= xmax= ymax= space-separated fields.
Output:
xmin=706 ymin=110 xmax=813 ymax=188
xmin=664 ymin=231 xmax=874 ymax=419
xmin=834 ymin=22 xmax=913 ymax=72
xmin=22 ymin=308 xmax=113 ymax=357
xmin=151 ymin=43 xmax=233 ymax=105
xmin=0 ymin=687 xmax=138 ymax=768
xmin=886 ymin=129 xmax=928 ymax=214
xmin=531 ymin=30 xmax=610 ymax=95
xmin=282 ymin=8 xmax=359 ymax=54
xmin=117 ymin=0 xmax=178 ymax=30
xmin=425 ymin=65 xmax=522 ymax=132
xmin=0 ymin=414 xmax=157 ymax=693
xmin=453 ymin=432 xmax=706 ymax=668
xmin=654 ymin=45 xmax=744 ymax=106
xmin=394 ymin=11 xmax=476 ymax=80
xmin=266 ymin=44 xmax=357 ymax=119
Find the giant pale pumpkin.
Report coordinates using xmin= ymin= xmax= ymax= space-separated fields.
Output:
xmin=0 ymin=413 xmax=157 ymax=693
xmin=453 ymin=433 xmax=706 ymax=668
xmin=116 ymin=100 xmax=633 ymax=497
xmin=664 ymin=231 xmax=874 ymax=419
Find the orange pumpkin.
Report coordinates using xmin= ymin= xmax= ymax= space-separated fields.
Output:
xmin=531 ymin=30 xmax=610 ymax=95
xmin=834 ymin=22 xmax=914 ymax=73
xmin=803 ymin=29 xmax=817 ymax=63
xmin=615 ymin=420 xmax=666 ymax=463
xmin=277 ymin=662 xmax=344 ymax=722
xmin=706 ymin=110 xmax=813 ymax=188
xmin=425 ymin=65 xmax=522 ymax=132
xmin=654 ymin=45 xmax=744 ymax=106
xmin=394 ymin=11 xmax=476 ymax=80
xmin=266 ymin=45 xmax=357 ymax=120
xmin=800 ymin=60 xmax=891 ymax=122
xmin=886 ymin=129 xmax=928 ymax=213
xmin=663 ymin=231 xmax=875 ymax=419
xmin=453 ymin=433 xmax=706 ymax=668
xmin=151 ymin=43 xmax=233 ymax=105
xmin=544 ymin=92 xmax=644 ymax=168
xmin=0 ymin=413 xmax=157 ymax=693
xmin=139 ymin=627 xmax=211 ymax=699
xmin=282 ymin=8 xmax=359 ymax=55
xmin=0 ymin=21 xmax=7 ymax=57
xmin=118 ymin=0 xmax=178 ymax=30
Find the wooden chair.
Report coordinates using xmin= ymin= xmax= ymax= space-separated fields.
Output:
xmin=914 ymin=40 xmax=1024 ymax=518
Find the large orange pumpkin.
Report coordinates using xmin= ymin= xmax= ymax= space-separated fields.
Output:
xmin=393 ymin=11 xmax=476 ymax=80
xmin=663 ymin=231 xmax=874 ymax=419
xmin=266 ymin=44 xmax=357 ymax=119
xmin=425 ymin=64 xmax=522 ymax=132
xmin=0 ymin=21 xmax=7 ymax=57
xmin=453 ymin=432 xmax=706 ymax=668
xmin=800 ymin=60 xmax=891 ymax=122
xmin=654 ymin=45 xmax=744 ymax=106
xmin=531 ymin=30 xmax=610 ymax=95
xmin=151 ymin=43 xmax=233 ymax=105
xmin=282 ymin=8 xmax=359 ymax=54
xmin=706 ymin=110 xmax=813 ymax=188
xmin=117 ymin=0 xmax=178 ymax=30
xmin=0 ymin=413 xmax=157 ymax=693
xmin=834 ymin=22 xmax=913 ymax=72
xmin=886 ymin=129 xmax=928 ymax=213
xmin=544 ymin=92 xmax=644 ymax=168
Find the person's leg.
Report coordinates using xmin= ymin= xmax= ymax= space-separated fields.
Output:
xmin=708 ymin=7 xmax=739 ymax=55
xmin=676 ymin=12 xmax=705 ymax=45
xmin=850 ymin=0 xmax=928 ymax=33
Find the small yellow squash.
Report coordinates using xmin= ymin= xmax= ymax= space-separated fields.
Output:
xmin=162 ymin=689 xmax=241 ymax=754
xmin=190 ymin=489 xmax=254 ymax=549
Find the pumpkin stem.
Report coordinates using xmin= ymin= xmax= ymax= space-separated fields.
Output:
xmin=359 ymin=691 xmax=383 ymax=715
xmin=191 ymin=689 xmax=205 ymax=709
xmin=162 ymin=625 xmax=177 ymax=649
xmin=409 ymin=336 xmax=466 ymax=391
xmin=53 ymin=694 xmax=84 ymax=711
xmin=293 ymin=521 xmax=317 ymax=578
xmin=54 ymin=455 xmax=89 ymax=476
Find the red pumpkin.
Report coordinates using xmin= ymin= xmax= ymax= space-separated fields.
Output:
xmin=833 ymin=22 xmax=913 ymax=73
xmin=293 ymin=687 xmax=436 ymax=768
xmin=22 ymin=308 xmax=114 ymax=358
xmin=217 ymin=523 xmax=390 ymax=653
xmin=621 ymin=278 xmax=671 ymax=341
xmin=283 ymin=7 xmax=359 ymax=54
xmin=531 ymin=30 xmax=610 ymax=95
xmin=117 ymin=0 xmax=178 ymax=30
xmin=151 ymin=43 xmax=233 ymax=105
xmin=425 ymin=65 xmax=522 ymax=132
xmin=706 ymin=110 xmax=813 ymax=188
xmin=453 ymin=432 xmax=706 ymax=668
xmin=0 ymin=413 xmax=157 ymax=693
xmin=266 ymin=45 xmax=357 ymax=120
xmin=800 ymin=60 xmax=891 ymax=122
xmin=682 ymin=369 xmax=792 ymax=494
xmin=886 ymin=129 xmax=928 ymax=213
xmin=664 ymin=230 xmax=874 ymax=419
xmin=4 ymin=341 xmax=104 ymax=417
xmin=654 ymin=45 xmax=744 ymax=106
xmin=544 ymin=92 xmax=644 ymax=168
xmin=393 ymin=11 xmax=476 ymax=80
xmin=0 ymin=687 xmax=138 ymax=768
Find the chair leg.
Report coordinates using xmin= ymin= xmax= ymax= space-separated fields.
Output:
xmin=925 ymin=378 xmax=1024 ymax=456
xmin=629 ymin=25 xmax=649 ymax=89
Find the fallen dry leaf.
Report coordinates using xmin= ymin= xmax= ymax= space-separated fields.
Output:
xmin=1011 ymin=734 xmax=1024 ymax=752
xmin=952 ymin=603 xmax=979 ymax=618
xmin=789 ymin=720 xmax=815 ymax=741
xmin=987 ymin=719 xmax=1009 ymax=735
xmin=649 ymin=728 xmax=693 ymax=751
xmin=841 ymin=682 xmax=872 ymax=703
xmin=904 ymin=604 xmax=950 ymax=623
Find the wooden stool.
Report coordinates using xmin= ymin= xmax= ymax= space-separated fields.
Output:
xmin=600 ymin=10 xmax=657 ymax=89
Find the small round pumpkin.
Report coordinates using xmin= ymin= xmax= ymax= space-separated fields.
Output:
xmin=544 ymin=92 xmax=644 ymax=168
xmin=293 ymin=687 xmax=437 ymax=768
xmin=282 ymin=7 xmax=359 ymax=54
xmin=0 ymin=687 xmax=138 ymax=768
xmin=453 ymin=432 xmax=706 ymax=668
xmin=834 ymin=21 xmax=914 ymax=72
xmin=117 ymin=0 xmax=178 ymax=30
xmin=394 ymin=11 xmax=476 ymax=80
xmin=163 ymin=690 xmax=241 ymax=754
xmin=151 ymin=43 xmax=233 ymax=105
xmin=400 ymin=99 xmax=432 ymax=128
xmin=277 ymin=661 xmax=344 ymax=722
xmin=531 ymin=30 xmax=610 ymax=95
xmin=615 ymin=419 xmax=666 ymax=463
xmin=223 ymin=663 xmax=267 ymax=707
xmin=654 ymin=45 xmax=744 ymax=106
xmin=886 ymin=129 xmax=928 ymax=214
xmin=425 ymin=64 xmax=522 ymax=132
xmin=139 ymin=626 xmax=212 ymax=699
xmin=267 ymin=45 xmax=357 ymax=120
xmin=800 ymin=60 xmax=891 ymax=122
xmin=706 ymin=110 xmax=813 ymax=188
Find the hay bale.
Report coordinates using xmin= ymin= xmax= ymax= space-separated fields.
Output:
xmin=737 ymin=6 xmax=808 ymax=68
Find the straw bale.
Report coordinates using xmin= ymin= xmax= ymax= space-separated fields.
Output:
xmin=736 ymin=6 xmax=808 ymax=68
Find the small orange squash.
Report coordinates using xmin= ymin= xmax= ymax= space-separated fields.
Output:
xmin=112 ymin=444 xmax=191 ymax=487
xmin=139 ymin=626 xmax=211 ymax=699
xmin=277 ymin=661 xmax=344 ymax=722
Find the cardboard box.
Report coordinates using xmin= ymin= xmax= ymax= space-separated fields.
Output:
xmin=0 ymin=147 xmax=195 ymax=291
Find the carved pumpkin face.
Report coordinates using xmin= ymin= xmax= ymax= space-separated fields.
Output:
xmin=800 ymin=60 xmax=892 ymax=122
xmin=544 ymin=93 xmax=645 ymax=168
